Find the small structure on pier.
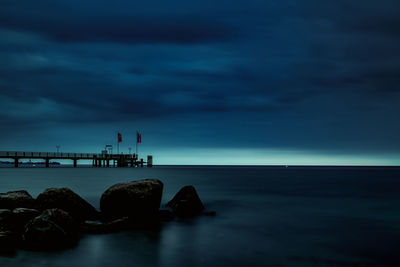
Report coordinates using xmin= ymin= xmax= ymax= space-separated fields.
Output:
xmin=0 ymin=151 xmax=153 ymax=168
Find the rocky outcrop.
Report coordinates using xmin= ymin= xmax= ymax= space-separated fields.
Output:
xmin=0 ymin=190 xmax=35 ymax=209
xmin=36 ymin=188 xmax=99 ymax=221
xmin=100 ymin=179 xmax=163 ymax=221
xmin=167 ymin=186 xmax=204 ymax=217
xmin=0 ymin=179 xmax=213 ymax=252
xmin=23 ymin=208 xmax=79 ymax=250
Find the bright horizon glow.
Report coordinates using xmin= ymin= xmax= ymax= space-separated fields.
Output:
xmin=1 ymin=148 xmax=399 ymax=166
xmin=150 ymin=148 xmax=400 ymax=166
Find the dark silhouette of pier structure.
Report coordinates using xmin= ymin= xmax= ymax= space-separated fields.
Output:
xmin=0 ymin=151 xmax=153 ymax=168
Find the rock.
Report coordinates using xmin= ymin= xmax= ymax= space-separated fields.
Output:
xmin=1 ymin=208 xmax=40 ymax=234
xmin=36 ymin=188 xmax=99 ymax=222
xmin=0 ymin=231 xmax=17 ymax=255
xmin=100 ymin=179 xmax=163 ymax=220
xmin=0 ymin=190 xmax=35 ymax=209
xmin=0 ymin=209 xmax=13 ymax=231
xmin=12 ymin=208 xmax=40 ymax=233
xmin=81 ymin=217 xmax=130 ymax=234
xmin=23 ymin=208 xmax=79 ymax=250
xmin=167 ymin=186 xmax=204 ymax=217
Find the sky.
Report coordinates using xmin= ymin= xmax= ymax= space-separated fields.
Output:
xmin=0 ymin=0 xmax=399 ymax=165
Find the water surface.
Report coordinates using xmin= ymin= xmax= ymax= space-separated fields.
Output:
xmin=0 ymin=166 xmax=399 ymax=266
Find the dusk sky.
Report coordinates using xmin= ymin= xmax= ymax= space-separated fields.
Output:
xmin=1 ymin=0 xmax=399 ymax=165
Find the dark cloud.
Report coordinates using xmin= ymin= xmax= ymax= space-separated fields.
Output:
xmin=0 ymin=0 xmax=399 ymax=161
xmin=0 ymin=0 xmax=236 ymax=45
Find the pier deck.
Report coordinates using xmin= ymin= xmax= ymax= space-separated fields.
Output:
xmin=0 ymin=151 xmax=153 ymax=168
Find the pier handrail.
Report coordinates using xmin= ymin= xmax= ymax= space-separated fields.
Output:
xmin=0 ymin=151 xmax=133 ymax=159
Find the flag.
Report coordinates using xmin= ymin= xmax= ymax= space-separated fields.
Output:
xmin=118 ymin=132 xmax=122 ymax=143
xmin=136 ymin=132 xmax=142 ymax=143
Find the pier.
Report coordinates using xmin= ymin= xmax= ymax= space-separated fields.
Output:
xmin=0 ymin=151 xmax=153 ymax=168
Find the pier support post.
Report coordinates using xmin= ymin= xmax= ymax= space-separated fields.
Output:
xmin=14 ymin=158 xmax=19 ymax=168
xmin=73 ymin=159 xmax=77 ymax=168
xmin=140 ymin=158 xmax=143 ymax=168
xmin=99 ymin=160 xmax=102 ymax=167
xmin=107 ymin=160 xmax=110 ymax=168
xmin=45 ymin=158 xmax=50 ymax=168
xmin=147 ymin=155 xmax=153 ymax=168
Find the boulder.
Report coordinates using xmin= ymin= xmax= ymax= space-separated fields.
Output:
xmin=100 ymin=179 xmax=163 ymax=221
xmin=167 ymin=186 xmax=204 ymax=217
xmin=0 ymin=190 xmax=35 ymax=209
xmin=0 ymin=231 xmax=17 ymax=255
xmin=36 ymin=188 xmax=99 ymax=221
xmin=0 ymin=209 xmax=13 ymax=231
xmin=23 ymin=208 xmax=79 ymax=250
xmin=1 ymin=208 xmax=40 ymax=233
xmin=12 ymin=208 xmax=40 ymax=233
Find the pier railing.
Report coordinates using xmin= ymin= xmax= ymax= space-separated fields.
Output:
xmin=0 ymin=151 xmax=136 ymax=159
xmin=0 ymin=150 xmax=149 ymax=168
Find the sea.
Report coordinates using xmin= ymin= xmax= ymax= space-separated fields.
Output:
xmin=0 ymin=166 xmax=399 ymax=267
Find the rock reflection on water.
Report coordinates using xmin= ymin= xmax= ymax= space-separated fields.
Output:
xmin=77 ymin=231 xmax=162 ymax=267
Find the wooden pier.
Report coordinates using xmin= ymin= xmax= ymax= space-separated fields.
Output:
xmin=0 ymin=151 xmax=153 ymax=168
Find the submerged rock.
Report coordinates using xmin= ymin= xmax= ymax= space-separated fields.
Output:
xmin=23 ymin=208 xmax=79 ymax=250
xmin=158 ymin=209 xmax=174 ymax=222
xmin=167 ymin=186 xmax=204 ymax=217
xmin=36 ymin=188 xmax=99 ymax=222
xmin=0 ymin=190 xmax=35 ymax=209
xmin=202 ymin=211 xmax=217 ymax=216
xmin=81 ymin=217 xmax=130 ymax=234
xmin=100 ymin=179 xmax=163 ymax=221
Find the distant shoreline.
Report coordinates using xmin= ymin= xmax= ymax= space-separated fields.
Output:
xmin=0 ymin=164 xmax=399 ymax=169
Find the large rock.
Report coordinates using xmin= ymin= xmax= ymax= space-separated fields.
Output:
xmin=12 ymin=208 xmax=40 ymax=234
xmin=23 ymin=208 xmax=79 ymax=250
xmin=0 ymin=190 xmax=35 ymax=209
xmin=0 ymin=231 xmax=17 ymax=255
xmin=167 ymin=186 xmax=204 ymax=217
xmin=0 ymin=209 xmax=13 ymax=231
xmin=0 ymin=208 xmax=40 ymax=233
xmin=36 ymin=188 xmax=99 ymax=222
xmin=100 ymin=179 xmax=163 ymax=220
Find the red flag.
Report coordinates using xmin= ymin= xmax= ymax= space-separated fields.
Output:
xmin=118 ymin=132 xmax=122 ymax=143
xmin=136 ymin=132 xmax=142 ymax=143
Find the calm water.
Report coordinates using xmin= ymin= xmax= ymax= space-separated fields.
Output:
xmin=0 ymin=166 xmax=400 ymax=266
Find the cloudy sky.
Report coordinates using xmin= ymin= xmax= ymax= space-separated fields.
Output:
xmin=1 ymin=0 xmax=399 ymax=165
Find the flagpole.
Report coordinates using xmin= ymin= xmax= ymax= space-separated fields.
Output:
xmin=117 ymin=132 xmax=120 ymax=155
xmin=136 ymin=131 xmax=138 ymax=156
